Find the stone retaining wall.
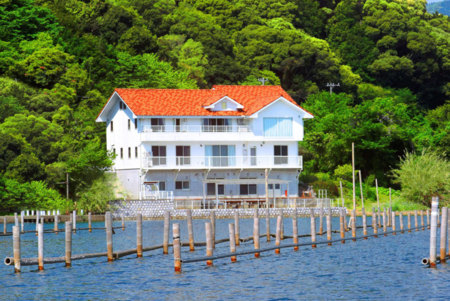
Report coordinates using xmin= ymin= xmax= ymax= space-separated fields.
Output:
xmin=110 ymin=200 xmax=346 ymax=219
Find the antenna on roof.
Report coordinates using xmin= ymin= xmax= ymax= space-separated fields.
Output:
xmin=326 ymin=82 xmax=340 ymax=95
xmin=258 ymin=78 xmax=269 ymax=86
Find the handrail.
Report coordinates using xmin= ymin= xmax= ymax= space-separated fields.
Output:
xmin=141 ymin=124 xmax=251 ymax=133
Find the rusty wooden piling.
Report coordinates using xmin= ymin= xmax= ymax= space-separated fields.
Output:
xmin=163 ymin=211 xmax=170 ymax=255
xmin=173 ymin=223 xmax=181 ymax=273
xmin=229 ymin=223 xmax=237 ymax=262
xmin=414 ymin=210 xmax=419 ymax=231
xmin=3 ymin=216 xmax=7 ymax=234
xmin=351 ymin=209 xmax=356 ymax=241
xmin=205 ymin=222 xmax=213 ymax=266
xmin=121 ymin=215 xmax=125 ymax=231
xmin=340 ymin=209 xmax=345 ymax=243
xmin=440 ymin=207 xmax=447 ymax=263
xmin=280 ymin=210 xmax=284 ymax=240
xmin=326 ymin=208 xmax=332 ymax=245
xmin=407 ymin=212 xmax=411 ymax=232
xmin=344 ymin=209 xmax=348 ymax=232
xmin=253 ymin=209 xmax=260 ymax=258
xmin=38 ymin=223 xmax=44 ymax=270
xmin=137 ymin=214 xmax=143 ymax=258
xmin=372 ymin=207 xmax=378 ymax=237
xmin=311 ymin=209 xmax=317 ymax=248
xmin=377 ymin=208 xmax=382 ymax=228
xmin=429 ymin=198 xmax=439 ymax=268
xmin=72 ymin=210 xmax=76 ymax=233
xmin=234 ymin=211 xmax=240 ymax=246
xmin=20 ymin=212 xmax=24 ymax=233
xmin=319 ymin=207 xmax=324 ymax=235
xmin=186 ymin=209 xmax=195 ymax=252
xmin=392 ymin=211 xmax=396 ymax=235
xmin=65 ymin=221 xmax=72 ymax=267
xmin=421 ymin=210 xmax=425 ymax=230
xmin=210 ymin=211 xmax=216 ymax=249
xmin=293 ymin=210 xmax=299 ymax=251
xmin=105 ymin=212 xmax=113 ymax=262
xmin=383 ymin=209 xmax=387 ymax=235
xmin=266 ymin=208 xmax=270 ymax=242
xmin=54 ymin=214 xmax=58 ymax=233
xmin=362 ymin=207 xmax=367 ymax=239
xmin=88 ymin=212 xmax=92 ymax=232
xmin=13 ymin=226 xmax=20 ymax=273
xmin=275 ymin=215 xmax=282 ymax=254
xmin=399 ymin=212 xmax=404 ymax=233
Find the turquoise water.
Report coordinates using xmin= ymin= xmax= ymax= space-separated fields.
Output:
xmin=0 ymin=217 xmax=449 ymax=300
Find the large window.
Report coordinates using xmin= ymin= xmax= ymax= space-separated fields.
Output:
xmin=274 ymin=145 xmax=288 ymax=164
xmin=175 ymin=181 xmax=190 ymax=190
xmin=176 ymin=146 xmax=191 ymax=165
xmin=151 ymin=118 xmax=164 ymax=132
xmin=203 ymin=118 xmax=230 ymax=132
xmin=240 ymin=184 xmax=257 ymax=195
xmin=207 ymin=183 xmax=224 ymax=195
xmin=205 ymin=145 xmax=236 ymax=167
xmin=151 ymin=145 xmax=166 ymax=165
xmin=263 ymin=118 xmax=292 ymax=137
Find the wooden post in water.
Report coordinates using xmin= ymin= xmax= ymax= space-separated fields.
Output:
xmin=414 ymin=210 xmax=419 ymax=231
xmin=421 ymin=210 xmax=425 ymax=230
xmin=293 ymin=210 xmax=299 ymax=251
xmin=13 ymin=226 xmax=20 ymax=273
xmin=407 ymin=212 xmax=411 ymax=232
xmin=36 ymin=210 xmax=40 ymax=233
xmin=38 ymin=223 xmax=44 ymax=271
xmin=280 ymin=209 xmax=284 ymax=240
xmin=362 ymin=207 xmax=367 ymax=239
xmin=54 ymin=214 xmax=58 ymax=233
xmin=382 ymin=208 xmax=387 ymax=235
xmin=392 ymin=211 xmax=396 ymax=235
xmin=20 ymin=212 xmax=24 ymax=233
xmin=210 ymin=211 xmax=216 ymax=249
xmin=440 ymin=207 xmax=447 ymax=263
xmin=266 ymin=208 xmax=270 ymax=242
xmin=344 ymin=209 xmax=348 ymax=232
xmin=65 ymin=221 xmax=72 ymax=267
xmin=351 ymin=209 xmax=356 ymax=241
xmin=205 ymin=222 xmax=213 ymax=266
xmin=377 ymin=208 xmax=382 ymax=228
xmin=310 ymin=209 xmax=317 ymax=248
xmin=163 ymin=211 xmax=170 ymax=255
xmin=105 ymin=212 xmax=113 ymax=262
xmin=229 ymin=223 xmax=237 ymax=262
xmin=234 ymin=211 xmax=240 ymax=246
xmin=326 ymin=208 xmax=332 ymax=245
xmin=399 ymin=212 xmax=404 ymax=233
xmin=372 ymin=207 xmax=378 ymax=237
xmin=429 ymin=197 xmax=439 ymax=268
xmin=173 ymin=223 xmax=181 ymax=273
xmin=186 ymin=209 xmax=195 ymax=252
xmin=340 ymin=209 xmax=345 ymax=243
xmin=253 ymin=209 xmax=260 ymax=258
xmin=14 ymin=212 xmax=18 ymax=227
xmin=275 ymin=215 xmax=282 ymax=254
xmin=121 ymin=215 xmax=125 ymax=231
xmin=72 ymin=210 xmax=76 ymax=233
xmin=88 ymin=212 xmax=92 ymax=233
xmin=388 ymin=188 xmax=392 ymax=227
xmin=340 ymin=181 xmax=345 ymax=207
xmin=358 ymin=170 xmax=364 ymax=210
xmin=3 ymin=216 xmax=6 ymax=234
xmin=319 ymin=206 xmax=324 ymax=236
xmin=137 ymin=213 xmax=143 ymax=258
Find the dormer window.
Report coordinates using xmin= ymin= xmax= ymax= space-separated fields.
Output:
xmin=119 ymin=101 xmax=126 ymax=110
xmin=204 ymin=96 xmax=244 ymax=112
xmin=221 ymin=101 xmax=227 ymax=110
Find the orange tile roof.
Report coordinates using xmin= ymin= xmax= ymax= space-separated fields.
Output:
xmin=109 ymin=85 xmax=310 ymax=117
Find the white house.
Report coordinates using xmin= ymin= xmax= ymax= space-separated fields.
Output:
xmin=96 ymin=85 xmax=313 ymax=203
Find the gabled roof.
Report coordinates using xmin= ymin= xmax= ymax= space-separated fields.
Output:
xmin=96 ymin=85 xmax=313 ymax=120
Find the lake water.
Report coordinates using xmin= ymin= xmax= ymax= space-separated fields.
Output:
xmin=0 ymin=216 xmax=449 ymax=300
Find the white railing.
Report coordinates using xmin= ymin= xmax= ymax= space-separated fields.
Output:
xmin=141 ymin=124 xmax=250 ymax=133
xmin=142 ymin=155 xmax=302 ymax=169
xmin=143 ymin=190 xmax=174 ymax=200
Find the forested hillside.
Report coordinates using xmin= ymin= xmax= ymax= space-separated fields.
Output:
xmin=0 ymin=0 xmax=448 ymax=212
xmin=427 ymin=0 xmax=450 ymax=15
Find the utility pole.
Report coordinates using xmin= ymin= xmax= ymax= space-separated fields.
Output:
xmin=327 ymin=82 xmax=340 ymax=95
xmin=258 ymin=78 xmax=269 ymax=86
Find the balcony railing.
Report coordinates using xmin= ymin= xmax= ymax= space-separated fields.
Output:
xmin=141 ymin=124 xmax=251 ymax=133
xmin=142 ymin=155 xmax=302 ymax=169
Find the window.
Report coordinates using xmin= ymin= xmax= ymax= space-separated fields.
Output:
xmin=151 ymin=145 xmax=166 ymax=165
xmin=268 ymin=184 xmax=281 ymax=190
xmin=240 ymin=184 xmax=257 ymax=195
xmin=263 ymin=118 xmax=292 ymax=137
xmin=120 ymin=148 xmax=123 ymax=159
xmin=135 ymin=147 xmax=138 ymax=158
xmin=205 ymin=145 xmax=236 ymax=167
xmin=110 ymin=121 xmax=113 ymax=132
xmin=207 ymin=183 xmax=224 ymax=196
xmin=250 ymin=147 xmax=257 ymax=166
xmin=221 ymin=101 xmax=227 ymax=110
xmin=203 ymin=118 xmax=230 ymax=132
xmin=176 ymin=146 xmax=191 ymax=165
xmin=113 ymin=148 xmax=116 ymax=156
xmin=128 ymin=119 xmax=131 ymax=130
xmin=159 ymin=181 xmax=166 ymax=191
xmin=274 ymin=145 xmax=288 ymax=164
xmin=119 ymin=101 xmax=126 ymax=110
xmin=175 ymin=181 xmax=190 ymax=190
xmin=151 ymin=118 xmax=164 ymax=132
xmin=128 ymin=147 xmax=131 ymax=158
xmin=135 ymin=119 xmax=138 ymax=129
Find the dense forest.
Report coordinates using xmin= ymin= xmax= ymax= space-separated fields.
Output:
xmin=0 ymin=0 xmax=448 ymax=212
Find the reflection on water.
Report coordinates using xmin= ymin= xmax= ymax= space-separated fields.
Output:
xmin=0 ymin=216 xmax=449 ymax=300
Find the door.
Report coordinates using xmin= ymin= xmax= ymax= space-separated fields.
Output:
xmin=250 ymin=147 xmax=257 ymax=166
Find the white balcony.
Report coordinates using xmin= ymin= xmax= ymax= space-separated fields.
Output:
xmin=141 ymin=155 xmax=303 ymax=170
xmin=139 ymin=125 xmax=253 ymax=141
